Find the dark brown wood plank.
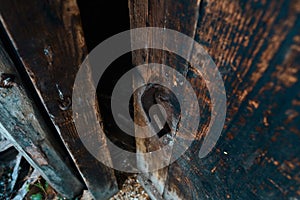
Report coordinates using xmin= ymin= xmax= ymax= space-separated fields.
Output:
xmin=129 ymin=0 xmax=201 ymax=195
xmin=130 ymin=0 xmax=300 ymax=199
xmin=0 ymin=0 xmax=118 ymax=199
xmin=162 ymin=0 xmax=300 ymax=199
xmin=0 ymin=41 xmax=84 ymax=198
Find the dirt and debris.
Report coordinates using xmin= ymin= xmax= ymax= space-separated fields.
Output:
xmin=109 ymin=175 xmax=150 ymax=200
xmin=80 ymin=175 xmax=151 ymax=200
xmin=23 ymin=175 xmax=150 ymax=200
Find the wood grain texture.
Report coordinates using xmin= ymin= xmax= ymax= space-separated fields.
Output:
xmin=130 ymin=0 xmax=300 ymax=199
xmin=0 ymin=41 xmax=84 ymax=198
xmin=129 ymin=0 xmax=201 ymax=195
xmin=0 ymin=0 xmax=118 ymax=199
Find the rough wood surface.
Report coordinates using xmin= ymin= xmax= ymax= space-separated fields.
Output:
xmin=129 ymin=0 xmax=201 ymax=195
xmin=130 ymin=0 xmax=300 ymax=199
xmin=0 ymin=41 xmax=83 ymax=198
xmin=0 ymin=0 xmax=118 ymax=199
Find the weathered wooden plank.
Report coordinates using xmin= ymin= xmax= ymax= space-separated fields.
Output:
xmin=129 ymin=0 xmax=201 ymax=195
xmin=0 ymin=41 xmax=84 ymax=198
xmin=0 ymin=138 xmax=13 ymax=152
xmin=0 ymin=0 xmax=118 ymax=199
xmin=162 ymin=0 xmax=300 ymax=199
xmin=129 ymin=0 xmax=168 ymax=194
xmin=130 ymin=0 xmax=300 ymax=199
